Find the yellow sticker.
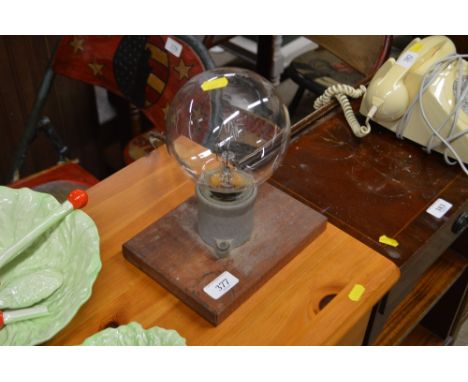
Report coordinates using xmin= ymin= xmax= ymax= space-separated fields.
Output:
xmin=409 ymin=42 xmax=423 ymax=52
xmin=201 ymin=77 xmax=228 ymax=92
xmin=379 ymin=235 xmax=399 ymax=247
xmin=348 ymin=284 xmax=366 ymax=302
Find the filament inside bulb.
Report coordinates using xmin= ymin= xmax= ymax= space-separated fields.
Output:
xmin=208 ymin=168 xmax=248 ymax=190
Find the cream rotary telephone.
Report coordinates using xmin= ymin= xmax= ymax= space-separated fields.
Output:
xmin=314 ymin=36 xmax=468 ymax=175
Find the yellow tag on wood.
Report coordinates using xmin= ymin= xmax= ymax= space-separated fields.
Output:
xmin=409 ymin=42 xmax=423 ymax=52
xmin=201 ymin=77 xmax=228 ymax=91
xmin=379 ymin=235 xmax=399 ymax=247
xmin=348 ymin=284 xmax=366 ymax=302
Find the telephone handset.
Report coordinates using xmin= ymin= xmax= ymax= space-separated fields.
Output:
xmin=314 ymin=36 xmax=468 ymax=175
xmin=360 ymin=36 xmax=456 ymax=122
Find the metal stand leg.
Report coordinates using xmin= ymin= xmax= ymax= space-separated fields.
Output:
xmin=288 ymin=86 xmax=306 ymax=116
xmin=8 ymin=67 xmax=56 ymax=183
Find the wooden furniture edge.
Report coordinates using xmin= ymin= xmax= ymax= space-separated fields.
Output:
xmin=374 ymin=249 xmax=467 ymax=345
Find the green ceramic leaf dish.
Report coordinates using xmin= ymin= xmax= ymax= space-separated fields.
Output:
xmin=0 ymin=186 xmax=101 ymax=345
xmin=82 ymin=322 xmax=186 ymax=346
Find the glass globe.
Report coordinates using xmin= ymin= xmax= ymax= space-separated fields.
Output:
xmin=166 ymin=67 xmax=291 ymax=201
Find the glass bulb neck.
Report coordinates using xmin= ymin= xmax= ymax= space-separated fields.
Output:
xmin=199 ymin=168 xmax=255 ymax=203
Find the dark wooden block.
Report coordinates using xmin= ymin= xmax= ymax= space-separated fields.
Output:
xmin=123 ymin=183 xmax=326 ymax=325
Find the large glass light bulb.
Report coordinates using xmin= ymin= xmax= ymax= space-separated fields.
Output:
xmin=166 ymin=68 xmax=290 ymax=256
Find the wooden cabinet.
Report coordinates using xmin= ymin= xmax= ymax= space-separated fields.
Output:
xmin=46 ymin=146 xmax=399 ymax=346
xmin=271 ymin=102 xmax=468 ymax=345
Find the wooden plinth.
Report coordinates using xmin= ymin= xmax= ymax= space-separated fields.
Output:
xmin=123 ymin=183 xmax=326 ymax=325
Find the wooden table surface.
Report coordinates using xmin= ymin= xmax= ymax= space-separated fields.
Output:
xmin=48 ymin=145 xmax=399 ymax=345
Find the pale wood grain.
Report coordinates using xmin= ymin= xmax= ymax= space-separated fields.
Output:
xmin=47 ymin=146 xmax=399 ymax=345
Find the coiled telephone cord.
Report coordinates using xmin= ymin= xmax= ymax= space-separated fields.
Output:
xmin=313 ymin=84 xmax=371 ymax=138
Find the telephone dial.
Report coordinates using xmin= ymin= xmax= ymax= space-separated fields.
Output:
xmin=314 ymin=36 xmax=468 ymax=175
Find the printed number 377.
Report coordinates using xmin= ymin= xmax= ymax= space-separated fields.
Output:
xmin=215 ymin=278 xmax=230 ymax=291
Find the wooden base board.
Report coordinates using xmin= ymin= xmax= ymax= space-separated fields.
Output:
xmin=123 ymin=183 xmax=326 ymax=325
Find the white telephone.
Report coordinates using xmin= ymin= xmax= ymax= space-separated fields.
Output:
xmin=314 ymin=36 xmax=468 ymax=175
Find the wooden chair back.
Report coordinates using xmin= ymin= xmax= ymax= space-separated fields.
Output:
xmin=307 ymin=35 xmax=392 ymax=76
xmin=53 ymin=35 xmax=215 ymax=131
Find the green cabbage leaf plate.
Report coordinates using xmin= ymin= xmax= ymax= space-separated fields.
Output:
xmin=0 ymin=186 xmax=101 ymax=345
xmin=82 ymin=322 xmax=186 ymax=345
